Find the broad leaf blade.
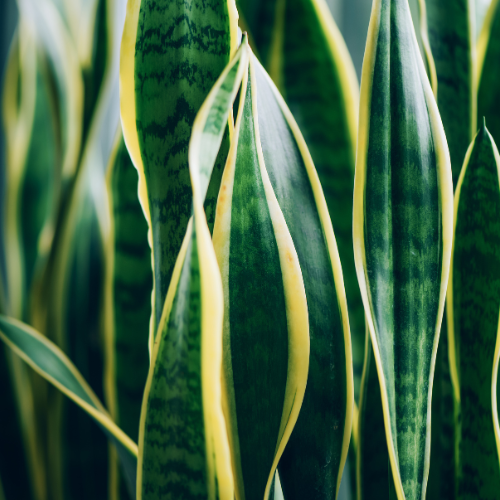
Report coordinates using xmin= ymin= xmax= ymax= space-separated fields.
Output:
xmin=212 ymin=57 xmax=309 ymax=500
xmin=0 ymin=315 xmax=138 ymax=495
xmin=251 ymin=56 xmax=353 ymax=500
xmin=136 ymin=40 xmax=248 ymax=500
xmin=239 ymin=0 xmax=365 ymax=403
xmin=448 ymin=123 xmax=500 ymax=499
xmin=120 ymin=0 xmax=237 ymax=329
xmin=353 ymin=0 xmax=453 ymax=499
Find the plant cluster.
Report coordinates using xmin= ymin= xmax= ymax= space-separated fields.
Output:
xmin=0 ymin=0 xmax=499 ymax=499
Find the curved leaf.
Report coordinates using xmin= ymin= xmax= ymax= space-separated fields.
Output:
xmin=19 ymin=0 xmax=84 ymax=183
xmin=239 ymin=0 xmax=365 ymax=402
xmin=1 ymin=27 xmax=50 ymax=500
xmin=119 ymin=0 xmax=238 ymax=330
xmin=136 ymin=40 xmax=248 ymax=500
xmin=0 ymin=315 xmax=138 ymax=495
xmin=29 ymin=0 xmax=125 ymax=495
xmin=353 ymin=0 xmax=453 ymax=499
xmin=447 ymin=123 xmax=500 ymax=499
xmin=250 ymin=56 xmax=353 ymax=500
xmin=212 ymin=57 xmax=309 ymax=500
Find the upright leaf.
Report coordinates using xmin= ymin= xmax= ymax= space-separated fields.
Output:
xmin=447 ymin=123 xmax=500 ymax=500
xmin=2 ymin=26 xmax=50 ymax=500
xmin=425 ymin=0 xmax=475 ymax=186
xmin=356 ymin=329 xmax=390 ymax=500
xmin=248 ymin=56 xmax=353 ymax=500
xmin=136 ymin=41 xmax=248 ymax=500
xmin=30 ymin=0 xmax=124 ymax=495
xmin=104 ymin=130 xmax=152 ymax=499
xmin=120 ymin=0 xmax=238 ymax=329
xmin=477 ymin=0 xmax=500 ymax=144
xmin=353 ymin=1 xmax=453 ymax=499
xmin=212 ymin=57 xmax=309 ymax=500
xmin=238 ymin=0 xmax=365 ymax=401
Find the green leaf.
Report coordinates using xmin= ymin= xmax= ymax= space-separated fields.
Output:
xmin=425 ymin=0 xmax=475 ymax=186
xmin=120 ymin=0 xmax=238 ymax=329
xmin=353 ymin=0 xmax=454 ymax=499
xmin=251 ymin=56 xmax=352 ymax=500
xmin=356 ymin=328 xmax=390 ymax=500
xmin=2 ymin=27 xmax=54 ymax=500
xmin=447 ymin=122 xmax=500 ymax=499
xmin=239 ymin=0 xmax=365 ymax=403
xmin=426 ymin=322 xmax=455 ymax=500
xmin=212 ymin=56 xmax=309 ymax=500
xmin=104 ymin=129 xmax=153 ymax=499
xmin=20 ymin=0 xmax=84 ymax=184
xmin=0 ymin=342 xmax=37 ymax=500
xmin=477 ymin=0 xmax=500 ymax=145
xmin=29 ymin=0 xmax=124 ymax=493
xmin=0 ymin=315 xmax=138 ymax=495
xmin=136 ymin=40 xmax=248 ymax=500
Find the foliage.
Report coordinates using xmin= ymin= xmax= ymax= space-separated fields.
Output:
xmin=0 ymin=0 xmax=499 ymax=499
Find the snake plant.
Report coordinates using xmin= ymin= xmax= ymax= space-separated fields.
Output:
xmin=0 ymin=0 xmax=499 ymax=499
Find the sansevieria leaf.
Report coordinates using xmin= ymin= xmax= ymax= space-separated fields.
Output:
xmin=251 ymin=55 xmax=352 ymax=500
xmin=136 ymin=40 xmax=249 ymax=500
xmin=353 ymin=1 xmax=453 ymax=499
xmin=2 ymin=24 xmax=52 ymax=500
xmin=0 ymin=315 xmax=138 ymax=496
xmin=120 ymin=0 xmax=238 ymax=330
xmin=477 ymin=0 xmax=500 ymax=144
xmin=238 ymin=0 xmax=364 ymax=401
xmin=447 ymin=122 xmax=500 ymax=500
xmin=356 ymin=329 xmax=390 ymax=500
xmin=104 ymin=129 xmax=152 ymax=500
xmin=425 ymin=0 xmax=475 ymax=185
xmin=212 ymin=54 xmax=309 ymax=500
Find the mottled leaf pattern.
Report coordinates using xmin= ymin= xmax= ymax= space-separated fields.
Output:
xmin=105 ymin=131 xmax=152 ymax=499
xmin=353 ymin=1 xmax=453 ymax=499
xmin=253 ymin=59 xmax=352 ymax=500
xmin=448 ymin=123 xmax=500 ymax=500
xmin=120 ymin=0 xmax=236 ymax=328
xmin=137 ymin=40 xmax=247 ymax=500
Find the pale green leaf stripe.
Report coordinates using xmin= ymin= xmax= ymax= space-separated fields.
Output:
xmin=425 ymin=0 xmax=475 ymax=186
xmin=447 ymin=123 xmax=500 ymax=499
xmin=353 ymin=1 xmax=453 ymax=499
xmin=136 ymin=40 xmax=248 ymax=500
xmin=0 ymin=315 xmax=138 ymax=495
xmin=253 ymin=57 xmax=353 ymax=500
